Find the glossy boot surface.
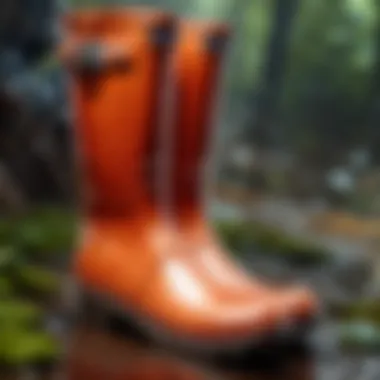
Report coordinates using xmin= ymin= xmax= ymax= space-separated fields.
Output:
xmin=171 ymin=20 xmax=318 ymax=332
xmin=61 ymin=8 xmax=281 ymax=353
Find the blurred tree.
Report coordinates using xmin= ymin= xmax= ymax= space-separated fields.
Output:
xmin=282 ymin=0 xmax=375 ymax=167
xmin=2 ymin=0 xmax=380 ymax=206
xmin=241 ymin=0 xmax=299 ymax=148
xmin=367 ymin=0 xmax=380 ymax=162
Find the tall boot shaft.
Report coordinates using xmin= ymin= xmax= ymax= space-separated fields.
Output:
xmin=170 ymin=21 xmax=319 ymax=328
xmin=172 ymin=21 xmax=230 ymax=215
xmin=62 ymin=9 xmax=175 ymax=218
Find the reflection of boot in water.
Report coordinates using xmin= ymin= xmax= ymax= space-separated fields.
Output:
xmin=170 ymin=20 xmax=318 ymax=340
xmin=65 ymin=326 xmax=315 ymax=380
xmin=66 ymin=327 xmax=223 ymax=380
xmin=61 ymin=8 xmax=284 ymax=355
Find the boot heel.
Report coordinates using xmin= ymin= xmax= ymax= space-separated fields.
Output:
xmin=69 ymin=285 xmax=148 ymax=340
xmin=80 ymin=289 xmax=109 ymax=325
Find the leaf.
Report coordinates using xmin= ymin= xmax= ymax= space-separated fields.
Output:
xmin=0 ymin=300 xmax=43 ymax=326
xmin=0 ymin=220 xmax=16 ymax=246
xmin=0 ymin=329 xmax=59 ymax=365
xmin=331 ymin=301 xmax=380 ymax=324
xmin=15 ymin=265 xmax=61 ymax=297
xmin=0 ymin=245 xmax=25 ymax=276
xmin=0 ymin=277 xmax=13 ymax=298
xmin=9 ymin=207 xmax=76 ymax=258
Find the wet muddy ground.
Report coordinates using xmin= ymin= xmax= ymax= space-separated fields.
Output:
xmin=62 ymin=227 xmax=379 ymax=380
xmin=2 ymin=200 xmax=380 ymax=380
xmin=5 ymin=248 xmax=379 ymax=380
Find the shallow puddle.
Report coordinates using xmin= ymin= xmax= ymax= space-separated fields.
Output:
xmin=62 ymin=325 xmax=314 ymax=380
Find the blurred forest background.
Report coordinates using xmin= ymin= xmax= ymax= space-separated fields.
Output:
xmin=2 ymin=0 xmax=380 ymax=216
xmin=2 ymin=0 xmax=380 ymax=374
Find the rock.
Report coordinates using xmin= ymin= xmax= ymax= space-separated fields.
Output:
xmin=339 ymin=322 xmax=380 ymax=353
xmin=331 ymin=255 xmax=373 ymax=298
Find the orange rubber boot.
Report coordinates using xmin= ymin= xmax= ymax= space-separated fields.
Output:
xmin=61 ymin=8 xmax=282 ymax=353
xmin=170 ymin=20 xmax=318 ymax=331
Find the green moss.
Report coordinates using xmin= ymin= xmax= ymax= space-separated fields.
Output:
xmin=330 ymin=301 xmax=380 ymax=325
xmin=0 ymin=246 xmax=26 ymax=277
xmin=216 ymin=220 xmax=330 ymax=265
xmin=217 ymin=222 xmax=253 ymax=250
xmin=0 ymin=207 xmax=76 ymax=261
xmin=0 ymin=328 xmax=59 ymax=366
xmin=0 ymin=299 xmax=59 ymax=367
xmin=0 ymin=206 xmax=68 ymax=369
xmin=14 ymin=265 xmax=61 ymax=299
xmin=15 ymin=207 xmax=76 ymax=258
xmin=0 ymin=300 xmax=43 ymax=327
xmin=0 ymin=220 xmax=16 ymax=247
xmin=0 ymin=277 xmax=13 ymax=298
xmin=0 ymin=300 xmax=59 ymax=365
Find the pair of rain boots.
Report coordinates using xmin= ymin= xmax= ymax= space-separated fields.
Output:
xmin=60 ymin=7 xmax=318 ymax=355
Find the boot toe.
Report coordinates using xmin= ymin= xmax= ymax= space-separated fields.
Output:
xmin=276 ymin=287 xmax=319 ymax=337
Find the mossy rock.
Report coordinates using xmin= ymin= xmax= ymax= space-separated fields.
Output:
xmin=0 ymin=300 xmax=43 ymax=327
xmin=330 ymin=301 xmax=380 ymax=325
xmin=0 ymin=277 xmax=14 ymax=298
xmin=339 ymin=322 xmax=380 ymax=352
xmin=215 ymin=221 xmax=330 ymax=265
xmin=14 ymin=265 xmax=61 ymax=299
xmin=0 ymin=328 xmax=59 ymax=366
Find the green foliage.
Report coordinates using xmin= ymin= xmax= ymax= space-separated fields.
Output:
xmin=0 ymin=277 xmax=13 ymax=298
xmin=0 ymin=207 xmax=70 ymax=367
xmin=0 ymin=300 xmax=43 ymax=327
xmin=0 ymin=246 xmax=23 ymax=275
xmin=14 ymin=266 xmax=61 ymax=298
xmin=284 ymin=0 xmax=375 ymax=131
xmin=229 ymin=1 xmax=272 ymax=94
xmin=188 ymin=0 xmax=231 ymax=19
xmin=0 ymin=278 xmax=60 ymax=366
xmin=223 ymin=0 xmax=379 ymax=159
xmin=0 ymin=328 xmax=59 ymax=366
xmin=17 ymin=208 xmax=75 ymax=256
xmin=330 ymin=301 xmax=380 ymax=325
xmin=0 ymin=207 xmax=76 ymax=261
xmin=216 ymin=220 xmax=331 ymax=265
xmin=0 ymin=221 xmax=15 ymax=246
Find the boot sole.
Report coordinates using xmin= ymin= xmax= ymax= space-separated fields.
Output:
xmin=66 ymin=278 xmax=315 ymax=359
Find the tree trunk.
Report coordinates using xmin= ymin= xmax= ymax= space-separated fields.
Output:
xmin=247 ymin=0 xmax=299 ymax=147
xmin=367 ymin=0 xmax=380 ymax=162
